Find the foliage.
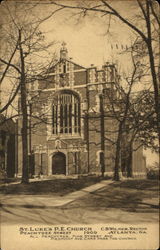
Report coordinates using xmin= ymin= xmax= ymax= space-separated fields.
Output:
xmin=146 ymin=161 xmax=159 ymax=180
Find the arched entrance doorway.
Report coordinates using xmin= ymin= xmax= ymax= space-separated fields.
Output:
xmin=52 ymin=152 xmax=66 ymax=175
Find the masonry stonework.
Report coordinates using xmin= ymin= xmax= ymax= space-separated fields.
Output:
xmin=17 ymin=43 xmax=146 ymax=178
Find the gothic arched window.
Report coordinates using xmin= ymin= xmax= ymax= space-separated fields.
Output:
xmin=52 ymin=91 xmax=80 ymax=135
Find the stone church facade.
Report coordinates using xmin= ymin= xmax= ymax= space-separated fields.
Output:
xmin=0 ymin=115 xmax=16 ymax=179
xmin=17 ymin=43 xmax=146 ymax=178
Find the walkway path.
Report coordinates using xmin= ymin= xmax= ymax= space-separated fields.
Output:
xmin=0 ymin=179 xmax=159 ymax=225
xmin=0 ymin=180 xmax=113 ymax=208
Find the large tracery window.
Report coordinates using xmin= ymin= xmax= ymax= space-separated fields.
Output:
xmin=52 ymin=91 xmax=80 ymax=135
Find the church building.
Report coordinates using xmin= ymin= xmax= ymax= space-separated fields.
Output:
xmin=17 ymin=43 xmax=146 ymax=178
xmin=0 ymin=114 xmax=16 ymax=179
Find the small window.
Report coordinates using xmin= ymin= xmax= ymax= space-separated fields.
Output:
xmin=63 ymin=64 xmax=66 ymax=73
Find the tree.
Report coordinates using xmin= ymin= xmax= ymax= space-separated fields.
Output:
xmin=120 ymin=89 xmax=157 ymax=177
xmin=102 ymin=54 xmax=147 ymax=180
xmin=0 ymin=2 xmax=58 ymax=183
xmin=50 ymin=0 xmax=160 ymax=147
xmin=80 ymin=51 xmax=152 ymax=180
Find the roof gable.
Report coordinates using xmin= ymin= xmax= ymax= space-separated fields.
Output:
xmin=48 ymin=59 xmax=86 ymax=74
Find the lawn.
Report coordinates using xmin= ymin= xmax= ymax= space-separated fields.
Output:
xmin=0 ymin=176 xmax=108 ymax=196
xmin=65 ymin=179 xmax=159 ymax=214
xmin=0 ymin=178 xmax=159 ymax=224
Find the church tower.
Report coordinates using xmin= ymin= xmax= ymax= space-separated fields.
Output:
xmin=60 ymin=42 xmax=68 ymax=61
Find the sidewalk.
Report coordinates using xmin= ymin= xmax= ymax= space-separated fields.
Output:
xmin=0 ymin=180 xmax=113 ymax=208
xmin=1 ymin=179 xmax=159 ymax=225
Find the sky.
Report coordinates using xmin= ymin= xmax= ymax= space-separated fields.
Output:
xmin=1 ymin=0 xmax=137 ymax=108
xmin=39 ymin=1 xmax=135 ymax=69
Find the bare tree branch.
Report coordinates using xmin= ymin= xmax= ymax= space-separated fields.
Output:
xmin=0 ymin=35 xmax=20 ymax=84
xmin=149 ymin=0 xmax=160 ymax=27
xmin=101 ymin=0 xmax=148 ymax=42
xmin=0 ymin=83 xmax=20 ymax=113
xmin=0 ymin=58 xmax=21 ymax=74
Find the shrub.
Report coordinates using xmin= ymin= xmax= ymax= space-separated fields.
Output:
xmin=147 ymin=163 xmax=159 ymax=180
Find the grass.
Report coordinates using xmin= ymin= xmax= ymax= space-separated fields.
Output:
xmin=1 ymin=178 xmax=159 ymax=224
xmin=0 ymin=178 xmax=159 ymax=213
xmin=0 ymin=176 xmax=109 ymax=196
xmin=65 ymin=179 xmax=159 ymax=213
xmin=110 ymin=178 xmax=159 ymax=190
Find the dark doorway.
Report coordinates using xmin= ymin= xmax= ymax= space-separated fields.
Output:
xmin=100 ymin=151 xmax=105 ymax=176
xmin=52 ymin=152 xmax=66 ymax=175
xmin=0 ymin=151 xmax=5 ymax=170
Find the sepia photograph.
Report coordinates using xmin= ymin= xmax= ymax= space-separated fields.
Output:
xmin=0 ymin=0 xmax=159 ymax=249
